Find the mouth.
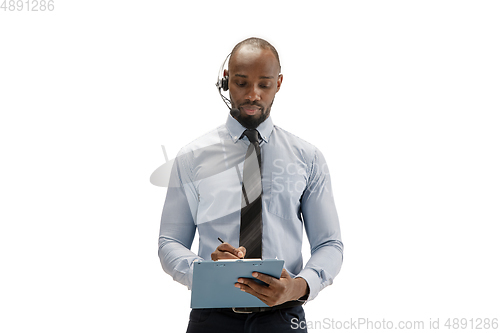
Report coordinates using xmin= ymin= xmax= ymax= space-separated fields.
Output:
xmin=240 ymin=105 xmax=261 ymax=116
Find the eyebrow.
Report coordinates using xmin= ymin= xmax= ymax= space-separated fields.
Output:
xmin=234 ymin=74 xmax=275 ymax=79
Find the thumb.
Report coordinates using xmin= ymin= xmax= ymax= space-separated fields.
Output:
xmin=236 ymin=246 xmax=246 ymax=258
xmin=280 ymin=268 xmax=291 ymax=279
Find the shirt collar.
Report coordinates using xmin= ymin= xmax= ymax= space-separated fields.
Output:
xmin=225 ymin=113 xmax=274 ymax=144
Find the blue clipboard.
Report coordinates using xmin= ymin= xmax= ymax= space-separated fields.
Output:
xmin=191 ymin=259 xmax=284 ymax=309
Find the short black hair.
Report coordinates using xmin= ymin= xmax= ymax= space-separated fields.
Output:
xmin=229 ymin=37 xmax=281 ymax=72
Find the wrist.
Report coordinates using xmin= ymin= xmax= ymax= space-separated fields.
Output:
xmin=293 ymin=277 xmax=310 ymax=300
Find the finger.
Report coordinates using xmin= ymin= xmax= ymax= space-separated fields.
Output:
xmin=280 ymin=268 xmax=291 ymax=279
xmin=236 ymin=246 xmax=246 ymax=258
xmin=251 ymin=272 xmax=279 ymax=287
xmin=213 ymin=249 xmax=240 ymax=260
xmin=234 ymin=280 xmax=270 ymax=304
xmin=236 ymin=277 xmax=270 ymax=296
xmin=218 ymin=243 xmax=244 ymax=258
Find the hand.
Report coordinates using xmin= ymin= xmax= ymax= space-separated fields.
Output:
xmin=234 ymin=269 xmax=309 ymax=307
xmin=211 ymin=243 xmax=246 ymax=261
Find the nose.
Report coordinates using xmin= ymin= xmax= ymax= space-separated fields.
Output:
xmin=246 ymin=84 xmax=261 ymax=102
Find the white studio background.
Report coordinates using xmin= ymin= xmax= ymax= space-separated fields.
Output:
xmin=1 ymin=1 xmax=499 ymax=332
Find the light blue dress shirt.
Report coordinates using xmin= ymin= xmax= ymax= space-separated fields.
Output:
xmin=159 ymin=114 xmax=343 ymax=301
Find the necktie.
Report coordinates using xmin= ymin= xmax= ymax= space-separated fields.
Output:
xmin=239 ymin=129 xmax=263 ymax=259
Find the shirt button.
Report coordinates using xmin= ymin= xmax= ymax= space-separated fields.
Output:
xmin=233 ymin=136 xmax=238 ymax=141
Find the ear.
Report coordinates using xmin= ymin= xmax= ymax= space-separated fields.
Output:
xmin=276 ymin=74 xmax=283 ymax=92
xmin=223 ymin=69 xmax=229 ymax=78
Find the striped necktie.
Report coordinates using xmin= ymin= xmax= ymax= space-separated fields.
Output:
xmin=239 ymin=129 xmax=263 ymax=259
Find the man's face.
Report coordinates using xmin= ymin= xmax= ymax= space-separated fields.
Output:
xmin=226 ymin=45 xmax=283 ymax=129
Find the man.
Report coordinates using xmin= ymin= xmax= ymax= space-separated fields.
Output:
xmin=158 ymin=37 xmax=343 ymax=333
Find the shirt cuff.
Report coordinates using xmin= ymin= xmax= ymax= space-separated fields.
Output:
xmin=171 ymin=257 xmax=204 ymax=290
xmin=295 ymin=268 xmax=321 ymax=301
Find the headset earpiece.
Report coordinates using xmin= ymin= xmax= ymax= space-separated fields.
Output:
xmin=216 ymin=75 xmax=228 ymax=91
xmin=221 ymin=75 xmax=229 ymax=91
xmin=216 ymin=53 xmax=233 ymax=110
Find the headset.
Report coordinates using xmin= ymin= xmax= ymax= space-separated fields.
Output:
xmin=216 ymin=53 xmax=239 ymax=116
xmin=216 ymin=53 xmax=230 ymax=92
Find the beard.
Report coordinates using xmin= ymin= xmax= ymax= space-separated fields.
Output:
xmin=232 ymin=100 xmax=274 ymax=129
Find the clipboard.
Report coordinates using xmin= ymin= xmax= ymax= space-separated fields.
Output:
xmin=191 ymin=259 xmax=284 ymax=309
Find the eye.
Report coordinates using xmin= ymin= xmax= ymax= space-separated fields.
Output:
xmin=235 ymin=81 xmax=246 ymax=87
xmin=259 ymin=81 xmax=272 ymax=89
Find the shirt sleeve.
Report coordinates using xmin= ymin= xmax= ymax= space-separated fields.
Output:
xmin=296 ymin=148 xmax=344 ymax=301
xmin=158 ymin=150 xmax=203 ymax=289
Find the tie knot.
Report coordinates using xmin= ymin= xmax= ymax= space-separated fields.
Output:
xmin=244 ymin=129 xmax=260 ymax=143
